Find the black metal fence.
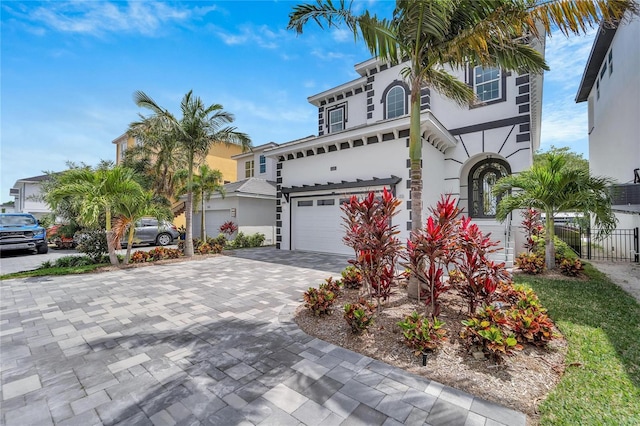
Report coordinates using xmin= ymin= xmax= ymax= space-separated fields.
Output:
xmin=555 ymin=225 xmax=639 ymax=262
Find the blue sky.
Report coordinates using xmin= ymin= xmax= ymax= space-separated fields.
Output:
xmin=1 ymin=0 xmax=596 ymax=203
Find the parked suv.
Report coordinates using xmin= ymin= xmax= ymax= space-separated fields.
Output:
xmin=0 ymin=213 xmax=49 ymax=254
xmin=125 ymin=218 xmax=180 ymax=247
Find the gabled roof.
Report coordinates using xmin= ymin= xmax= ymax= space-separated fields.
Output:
xmin=13 ymin=174 xmax=53 ymax=185
xmin=575 ymin=23 xmax=618 ymax=103
xmin=223 ymin=178 xmax=276 ymax=197
xmin=231 ymin=142 xmax=279 ymax=159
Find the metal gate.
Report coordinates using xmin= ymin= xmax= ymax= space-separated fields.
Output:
xmin=555 ymin=225 xmax=639 ymax=262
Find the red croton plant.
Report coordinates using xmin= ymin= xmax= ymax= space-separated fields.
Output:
xmin=342 ymin=187 xmax=402 ymax=312
xmin=406 ymin=194 xmax=511 ymax=318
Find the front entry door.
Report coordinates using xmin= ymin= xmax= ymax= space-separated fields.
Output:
xmin=469 ymin=159 xmax=510 ymax=218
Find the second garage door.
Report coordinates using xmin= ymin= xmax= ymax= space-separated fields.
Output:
xmin=291 ymin=196 xmax=352 ymax=255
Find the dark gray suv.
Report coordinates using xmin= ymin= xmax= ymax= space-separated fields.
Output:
xmin=126 ymin=218 xmax=180 ymax=246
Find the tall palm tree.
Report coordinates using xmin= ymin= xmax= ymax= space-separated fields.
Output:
xmin=132 ymin=90 xmax=251 ymax=257
xmin=288 ymin=0 xmax=634 ymax=234
xmin=112 ymin=190 xmax=171 ymax=264
xmin=46 ymin=166 xmax=141 ymax=266
xmin=493 ymin=151 xmax=616 ymax=270
xmin=176 ymin=164 xmax=225 ymax=241
xmin=127 ymin=118 xmax=187 ymax=203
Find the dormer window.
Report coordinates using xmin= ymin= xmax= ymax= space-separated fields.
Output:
xmin=386 ymin=86 xmax=405 ymax=119
xmin=259 ymin=155 xmax=266 ymax=173
xmin=474 ymin=66 xmax=501 ymax=102
xmin=328 ymin=106 xmax=345 ymax=133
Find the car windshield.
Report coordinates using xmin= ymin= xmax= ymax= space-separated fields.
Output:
xmin=0 ymin=215 xmax=36 ymax=226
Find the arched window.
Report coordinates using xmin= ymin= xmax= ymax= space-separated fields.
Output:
xmin=468 ymin=158 xmax=510 ymax=218
xmin=386 ymin=86 xmax=405 ymax=119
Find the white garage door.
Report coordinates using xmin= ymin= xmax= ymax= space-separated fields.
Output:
xmin=292 ymin=196 xmax=352 ymax=255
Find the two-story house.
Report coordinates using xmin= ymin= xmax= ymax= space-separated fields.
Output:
xmin=575 ymin=16 xmax=640 ymax=231
xmin=10 ymin=174 xmax=53 ymax=219
xmin=191 ymin=143 xmax=278 ymax=243
xmin=267 ymin=54 xmax=544 ymax=257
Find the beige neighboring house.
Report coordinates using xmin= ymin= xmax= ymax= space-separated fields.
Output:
xmin=10 ymin=174 xmax=52 ymax=219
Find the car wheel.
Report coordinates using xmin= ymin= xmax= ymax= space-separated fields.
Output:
xmin=37 ymin=244 xmax=49 ymax=254
xmin=156 ymin=233 xmax=172 ymax=246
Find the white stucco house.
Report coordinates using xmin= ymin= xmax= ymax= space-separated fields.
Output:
xmin=189 ymin=142 xmax=279 ymax=244
xmin=10 ymin=174 xmax=52 ymax=218
xmin=575 ymin=16 xmax=640 ymax=231
xmin=267 ymin=51 xmax=545 ymax=258
xmin=192 ymin=178 xmax=276 ymax=245
xmin=232 ymin=142 xmax=280 ymax=182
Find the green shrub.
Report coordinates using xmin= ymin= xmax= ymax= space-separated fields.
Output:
xmin=461 ymin=304 xmax=522 ymax=360
xmin=46 ymin=255 xmax=95 ymax=268
xmin=397 ymin=312 xmax=447 ymax=352
xmin=559 ymin=258 xmax=584 ymax=277
xmin=75 ymin=230 xmax=108 ymax=262
xmin=344 ymin=298 xmax=376 ymax=334
xmin=319 ymin=277 xmax=342 ymax=296
xmin=227 ymin=232 xmax=265 ymax=249
xmin=303 ymin=286 xmax=336 ymax=316
xmin=341 ymin=266 xmax=363 ymax=289
xmin=515 ymin=252 xmax=545 ymax=274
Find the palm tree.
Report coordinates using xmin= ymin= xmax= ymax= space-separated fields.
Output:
xmin=493 ymin=151 xmax=616 ymax=270
xmin=132 ymin=90 xmax=251 ymax=257
xmin=176 ymin=164 xmax=225 ymax=241
xmin=127 ymin=118 xmax=187 ymax=203
xmin=46 ymin=166 xmax=141 ymax=266
xmin=112 ymin=190 xmax=171 ymax=264
xmin=289 ymin=0 xmax=634 ymax=234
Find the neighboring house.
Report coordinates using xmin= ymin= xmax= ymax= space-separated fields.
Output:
xmin=10 ymin=174 xmax=52 ymax=218
xmin=575 ymin=16 xmax=640 ymax=231
xmin=192 ymin=178 xmax=276 ymax=244
xmin=232 ymin=142 xmax=279 ymax=181
xmin=112 ymin=132 xmax=245 ymax=226
xmin=112 ymin=132 xmax=243 ymax=183
xmin=267 ymin=53 xmax=545 ymax=258
xmin=1 ymin=202 xmax=15 ymax=213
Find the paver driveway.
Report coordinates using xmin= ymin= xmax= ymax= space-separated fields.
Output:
xmin=0 ymin=248 xmax=525 ymax=425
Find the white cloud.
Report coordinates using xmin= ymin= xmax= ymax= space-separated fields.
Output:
xmin=213 ymin=24 xmax=287 ymax=49
xmin=540 ymin=99 xmax=588 ymax=152
xmin=16 ymin=1 xmax=213 ymax=37
xmin=544 ymin=28 xmax=597 ymax=85
xmin=331 ymin=28 xmax=351 ymax=42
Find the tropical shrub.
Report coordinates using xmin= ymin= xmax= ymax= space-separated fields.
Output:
xmin=341 ymin=266 xmax=363 ymax=289
xmin=461 ymin=304 xmax=522 ymax=360
xmin=130 ymin=247 xmax=183 ymax=263
xmin=75 ymin=230 xmax=108 ymax=263
xmin=405 ymin=195 xmax=459 ymax=318
xmin=397 ymin=311 xmax=447 ymax=352
xmin=219 ymin=221 xmax=238 ymax=236
xmin=508 ymin=305 xmax=555 ymax=347
xmin=45 ymin=255 xmax=95 ymax=268
xmin=452 ymin=217 xmax=511 ymax=315
xmin=559 ymin=258 xmax=583 ymax=277
xmin=342 ymin=188 xmax=402 ymax=310
xmin=303 ymin=286 xmax=336 ymax=316
xmin=521 ymin=208 xmax=544 ymax=253
xmin=320 ymin=277 xmax=342 ymax=296
xmin=344 ymin=298 xmax=376 ymax=334
xmin=515 ymin=252 xmax=545 ymax=274
xmin=227 ymin=232 xmax=265 ymax=249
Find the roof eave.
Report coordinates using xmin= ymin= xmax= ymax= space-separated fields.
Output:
xmin=575 ymin=23 xmax=618 ymax=103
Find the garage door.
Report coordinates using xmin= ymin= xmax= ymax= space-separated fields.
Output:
xmin=291 ymin=196 xmax=352 ymax=255
xmin=194 ymin=210 xmax=231 ymax=238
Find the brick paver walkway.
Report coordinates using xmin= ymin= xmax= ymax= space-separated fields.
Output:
xmin=1 ymin=248 xmax=526 ymax=425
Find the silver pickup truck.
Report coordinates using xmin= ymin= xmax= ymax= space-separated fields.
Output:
xmin=0 ymin=213 xmax=49 ymax=254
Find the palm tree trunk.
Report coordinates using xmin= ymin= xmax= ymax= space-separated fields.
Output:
xmin=124 ymin=227 xmax=135 ymax=264
xmin=407 ymin=81 xmax=424 ymax=299
xmin=201 ymin=191 xmax=206 ymax=241
xmin=545 ymin=210 xmax=555 ymax=270
xmin=105 ymin=208 xmax=119 ymax=266
xmin=184 ymin=155 xmax=195 ymax=257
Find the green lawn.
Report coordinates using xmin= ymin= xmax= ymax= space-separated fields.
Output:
xmin=514 ymin=263 xmax=640 ymax=425
xmin=0 ymin=263 xmax=107 ymax=280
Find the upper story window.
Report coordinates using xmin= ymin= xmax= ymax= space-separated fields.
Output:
xmin=134 ymin=137 xmax=143 ymax=147
xmin=259 ymin=155 xmax=266 ymax=174
xmin=119 ymin=142 xmax=127 ymax=160
xmin=608 ymin=49 xmax=613 ymax=75
xmin=474 ymin=66 xmax=501 ymax=102
xmin=328 ymin=106 xmax=345 ymax=133
xmin=245 ymin=160 xmax=254 ymax=178
xmin=386 ymin=86 xmax=405 ymax=119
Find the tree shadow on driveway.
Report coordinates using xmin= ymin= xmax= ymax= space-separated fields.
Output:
xmin=225 ymin=247 xmax=350 ymax=275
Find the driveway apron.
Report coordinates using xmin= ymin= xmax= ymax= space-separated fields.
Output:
xmin=1 ymin=247 xmax=526 ymax=425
